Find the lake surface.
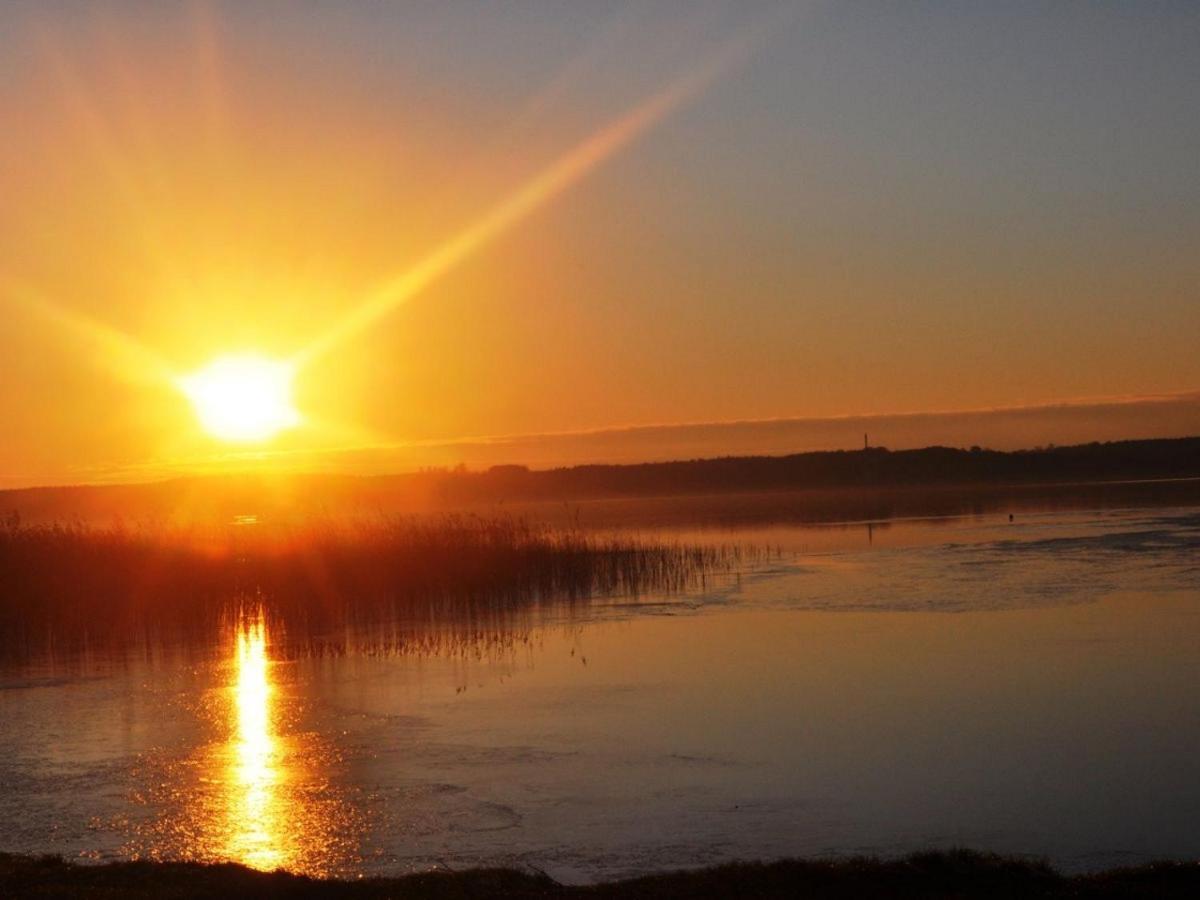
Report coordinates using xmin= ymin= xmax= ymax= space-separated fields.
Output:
xmin=2 ymin=503 xmax=1200 ymax=880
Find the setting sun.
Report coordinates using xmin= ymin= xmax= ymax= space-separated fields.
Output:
xmin=179 ymin=355 xmax=301 ymax=443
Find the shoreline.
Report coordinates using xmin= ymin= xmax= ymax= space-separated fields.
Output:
xmin=3 ymin=850 xmax=1199 ymax=898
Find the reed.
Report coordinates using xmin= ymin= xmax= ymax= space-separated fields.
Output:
xmin=0 ymin=514 xmax=747 ymax=660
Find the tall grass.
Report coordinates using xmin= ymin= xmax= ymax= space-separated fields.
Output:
xmin=0 ymin=515 xmax=747 ymax=661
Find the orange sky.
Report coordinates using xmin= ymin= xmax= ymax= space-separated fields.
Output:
xmin=1 ymin=2 xmax=1198 ymax=487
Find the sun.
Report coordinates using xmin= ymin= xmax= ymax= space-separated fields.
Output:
xmin=179 ymin=354 xmax=301 ymax=443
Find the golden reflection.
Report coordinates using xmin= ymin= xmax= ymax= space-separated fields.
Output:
xmin=125 ymin=609 xmax=362 ymax=875
xmin=226 ymin=610 xmax=286 ymax=871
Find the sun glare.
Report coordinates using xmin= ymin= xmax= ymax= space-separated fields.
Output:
xmin=180 ymin=355 xmax=301 ymax=443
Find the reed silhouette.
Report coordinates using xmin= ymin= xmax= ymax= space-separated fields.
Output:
xmin=0 ymin=515 xmax=748 ymax=662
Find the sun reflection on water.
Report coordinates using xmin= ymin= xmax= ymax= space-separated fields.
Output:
xmin=122 ymin=610 xmax=364 ymax=875
xmin=227 ymin=611 xmax=284 ymax=871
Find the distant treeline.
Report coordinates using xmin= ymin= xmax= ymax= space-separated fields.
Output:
xmin=430 ymin=436 xmax=1200 ymax=503
xmin=2 ymin=436 xmax=1198 ymax=523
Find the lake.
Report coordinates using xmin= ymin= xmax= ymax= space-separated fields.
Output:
xmin=2 ymin=501 xmax=1199 ymax=881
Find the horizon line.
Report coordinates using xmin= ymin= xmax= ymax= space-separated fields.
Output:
xmin=8 ymin=425 xmax=1199 ymax=494
xmin=6 ymin=387 xmax=1199 ymax=491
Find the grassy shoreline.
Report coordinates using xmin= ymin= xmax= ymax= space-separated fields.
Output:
xmin=3 ymin=851 xmax=1199 ymax=899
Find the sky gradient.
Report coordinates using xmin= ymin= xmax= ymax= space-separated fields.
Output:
xmin=1 ymin=1 xmax=1198 ymax=486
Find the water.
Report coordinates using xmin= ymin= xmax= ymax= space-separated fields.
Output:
xmin=2 ymin=504 xmax=1199 ymax=880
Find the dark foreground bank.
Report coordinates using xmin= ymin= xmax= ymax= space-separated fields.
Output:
xmin=3 ymin=851 xmax=1199 ymax=899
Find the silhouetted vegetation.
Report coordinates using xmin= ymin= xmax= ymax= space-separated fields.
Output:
xmin=0 ymin=516 xmax=745 ymax=661
xmin=3 ymin=850 xmax=1200 ymax=898
xmin=4 ymin=437 xmax=1199 ymax=526
xmin=441 ymin=436 xmax=1200 ymax=502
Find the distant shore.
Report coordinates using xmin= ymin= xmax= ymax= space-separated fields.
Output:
xmin=3 ymin=435 xmax=1199 ymax=527
xmin=3 ymin=850 xmax=1199 ymax=899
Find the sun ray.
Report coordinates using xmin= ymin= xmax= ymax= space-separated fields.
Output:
xmin=2 ymin=277 xmax=178 ymax=389
xmin=188 ymin=0 xmax=232 ymax=171
xmin=33 ymin=25 xmax=184 ymax=290
xmin=486 ymin=4 xmax=647 ymax=155
xmin=94 ymin=13 xmax=173 ymax=208
xmin=293 ymin=8 xmax=790 ymax=370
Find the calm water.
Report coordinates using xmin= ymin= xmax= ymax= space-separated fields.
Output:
xmin=2 ymin=504 xmax=1200 ymax=880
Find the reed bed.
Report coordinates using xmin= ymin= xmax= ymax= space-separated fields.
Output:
xmin=0 ymin=515 xmax=747 ymax=660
